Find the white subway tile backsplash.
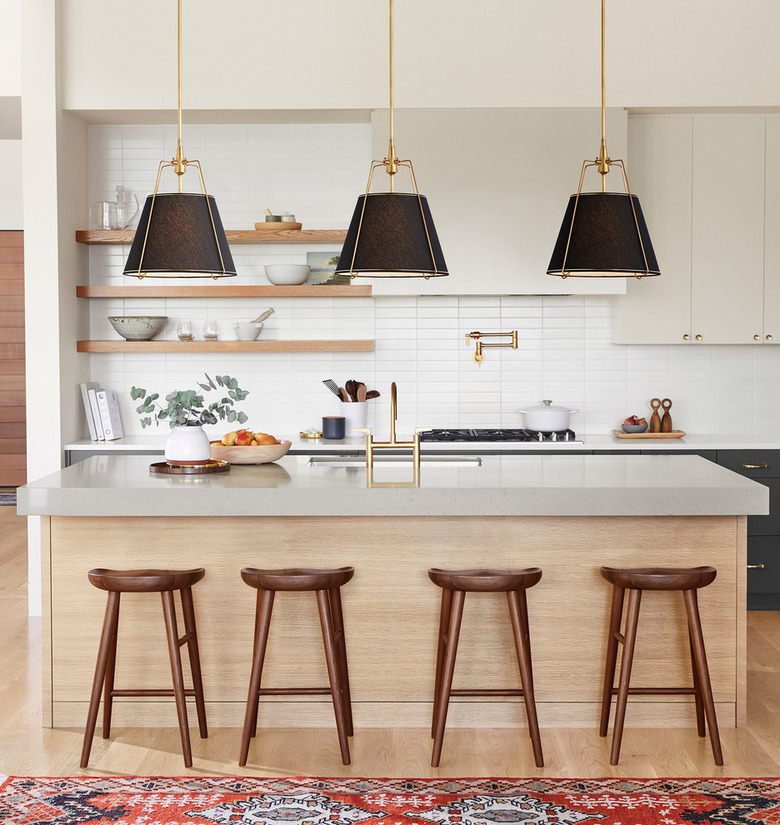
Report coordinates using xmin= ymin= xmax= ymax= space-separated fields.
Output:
xmin=84 ymin=123 xmax=780 ymax=439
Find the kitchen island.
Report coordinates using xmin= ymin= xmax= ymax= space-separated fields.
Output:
xmin=19 ymin=453 xmax=767 ymax=732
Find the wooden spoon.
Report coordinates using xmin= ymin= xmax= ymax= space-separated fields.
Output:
xmin=345 ymin=380 xmax=358 ymax=402
xmin=339 ymin=387 xmax=350 ymax=402
xmin=357 ymin=385 xmax=367 ymax=402
xmin=365 ymin=390 xmax=380 ymax=400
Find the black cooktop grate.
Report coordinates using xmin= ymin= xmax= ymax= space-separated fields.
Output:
xmin=419 ymin=428 xmax=577 ymax=442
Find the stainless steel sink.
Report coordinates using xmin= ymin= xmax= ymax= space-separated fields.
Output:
xmin=307 ymin=455 xmax=482 ymax=468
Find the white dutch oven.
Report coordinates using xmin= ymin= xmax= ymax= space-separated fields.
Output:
xmin=518 ymin=400 xmax=578 ymax=431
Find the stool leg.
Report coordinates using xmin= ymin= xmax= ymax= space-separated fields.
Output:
xmin=431 ymin=589 xmax=465 ymax=768
xmin=239 ymin=589 xmax=274 ymax=766
xmin=599 ymin=583 xmax=625 ymax=737
xmin=507 ymin=589 xmax=544 ymax=768
xmin=431 ymin=588 xmax=453 ymax=739
xmin=102 ymin=592 xmax=121 ymax=740
xmin=329 ymin=586 xmax=353 ymax=737
xmin=161 ymin=590 xmax=193 ymax=768
xmin=688 ymin=630 xmax=705 ymax=737
xmin=81 ymin=591 xmax=120 ymax=768
xmin=683 ymin=588 xmax=723 ymax=766
xmin=610 ymin=587 xmax=641 ymax=766
xmin=316 ymin=589 xmax=351 ymax=765
xmin=180 ymin=586 xmax=208 ymax=739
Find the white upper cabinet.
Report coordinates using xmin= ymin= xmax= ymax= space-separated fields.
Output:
xmin=691 ymin=117 xmax=765 ymax=344
xmin=618 ymin=113 xmax=771 ymax=344
xmin=368 ymin=108 xmax=629 ymax=296
xmin=764 ymin=117 xmax=780 ymax=342
xmin=618 ymin=115 xmax=693 ymax=343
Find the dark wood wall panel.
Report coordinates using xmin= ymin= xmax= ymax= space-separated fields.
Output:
xmin=0 ymin=232 xmax=25 ymax=486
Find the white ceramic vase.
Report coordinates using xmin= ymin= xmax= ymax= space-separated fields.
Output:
xmin=165 ymin=424 xmax=211 ymax=464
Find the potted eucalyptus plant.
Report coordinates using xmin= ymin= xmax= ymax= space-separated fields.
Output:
xmin=131 ymin=373 xmax=249 ymax=463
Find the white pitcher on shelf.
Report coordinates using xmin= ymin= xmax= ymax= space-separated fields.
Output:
xmin=114 ymin=185 xmax=143 ymax=230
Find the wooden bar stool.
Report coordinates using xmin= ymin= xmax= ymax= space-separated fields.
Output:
xmin=599 ymin=565 xmax=723 ymax=766
xmin=239 ymin=566 xmax=354 ymax=766
xmin=428 ymin=567 xmax=544 ymax=768
xmin=80 ymin=567 xmax=208 ymax=769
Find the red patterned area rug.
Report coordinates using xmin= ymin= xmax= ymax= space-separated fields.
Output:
xmin=2 ymin=775 xmax=780 ymax=824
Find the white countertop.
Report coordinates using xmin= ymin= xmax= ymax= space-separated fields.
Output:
xmin=63 ymin=433 xmax=780 ymax=454
xmin=19 ymin=453 xmax=768 ymax=518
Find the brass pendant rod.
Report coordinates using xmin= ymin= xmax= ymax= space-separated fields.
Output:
xmin=599 ymin=0 xmax=608 ymax=190
xmin=387 ymin=0 xmax=396 ymax=192
xmin=175 ymin=0 xmax=185 ymax=189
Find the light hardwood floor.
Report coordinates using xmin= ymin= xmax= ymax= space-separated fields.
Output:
xmin=2 ymin=506 xmax=779 ymax=778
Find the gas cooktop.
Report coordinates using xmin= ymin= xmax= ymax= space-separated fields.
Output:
xmin=419 ymin=428 xmax=582 ymax=443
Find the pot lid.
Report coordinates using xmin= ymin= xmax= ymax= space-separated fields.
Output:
xmin=523 ymin=399 xmax=571 ymax=413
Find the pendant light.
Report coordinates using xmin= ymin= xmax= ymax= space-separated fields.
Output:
xmin=123 ymin=0 xmax=236 ymax=279
xmin=335 ymin=0 xmax=448 ymax=279
xmin=547 ymin=0 xmax=659 ymax=279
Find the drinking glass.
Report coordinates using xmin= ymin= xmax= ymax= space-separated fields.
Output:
xmin=203 ymin=319 xmax=219 ymax=340
xmin=176 ymin=320 xmax=194 ymax=341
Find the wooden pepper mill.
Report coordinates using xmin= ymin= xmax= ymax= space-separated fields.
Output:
xmin=649 ymin=398 xmax=662 ymax=433
xmin=661 ymin=398 xmax=673 ymax=432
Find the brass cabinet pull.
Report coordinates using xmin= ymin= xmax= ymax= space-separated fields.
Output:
xmin=748 ymin=564 xmax=766 ymax=569
xmin=754 ymin=334 xmax=761 ymax=341
xmin=695 ymin=334 xmax=702 ymax=341
xmin=767 ymin=334 xmax=774 ymax=342
xmin=743 ymin=464 xmax=768 ymax=469
xmin=683 ymin=334 xmax=690 ymax=341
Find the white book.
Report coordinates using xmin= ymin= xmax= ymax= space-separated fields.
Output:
xmin=96 ymin=389 xmax=123 ymax=441
xmin=79 ymin=381 xmax=99 ymax=441
xmin=87 ymin=387 xmax=105 ymax=440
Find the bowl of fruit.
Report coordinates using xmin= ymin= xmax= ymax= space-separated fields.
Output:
xmin=622 ymin=416 xmax=649 ymax=434
xmin=209 ymin=429 xmax=292 ymax=464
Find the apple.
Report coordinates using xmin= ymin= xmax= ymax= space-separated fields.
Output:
xmin=222 ymin=430 xmax=238 ymax=446
xmin=235 ymin=429 xmax=253 ymax=446
xmin=635 ymin=417 xmax=647 ymax=425
xmin=623 ymin=416 xmax=637 ymax=426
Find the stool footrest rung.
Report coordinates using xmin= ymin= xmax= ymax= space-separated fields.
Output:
xmin=610 ymin=687 xmax=697 ymax=696
xmin=110 ymin=689 xmax=197 ymax=698
xmin=257 ymin=687 xmax=333 ymax=696
xmin=178 ymin=631 xmax=195 ymax=647
xmin=450 ymin=689 xmax=525 ymax=697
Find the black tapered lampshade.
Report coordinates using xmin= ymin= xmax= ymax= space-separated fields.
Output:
xmin=123 ymin=192 xmax=237 ymax=278
xmin=547 ymin=192 xmax=660 ymax=277
xmin=335 ymin=192 xmax=448 ymax=278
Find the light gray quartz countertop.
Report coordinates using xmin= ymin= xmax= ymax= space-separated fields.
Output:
xmin=18 ymin=453 xmax=769 ymax=518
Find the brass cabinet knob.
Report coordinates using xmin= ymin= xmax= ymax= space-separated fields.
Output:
xmin=743 ymin=464 xmax=768 ymax=469
xmin=695 ymin=334 xmax=702 ymax=341
xmin=754 ymin=334 xmax=761 ymax=341
xmin=683 ymin=334 xmax=690 ymax=341
xmin=747 ymin=564 xmax=765 ymax=569
xmin=767 ymin=334 xmax=773 ymax=341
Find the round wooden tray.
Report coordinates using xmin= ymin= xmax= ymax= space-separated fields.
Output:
xmin=149 ymin=460 xmax=230 ymax=475
xmin=253 ymin=222 xmax=302 ymax=230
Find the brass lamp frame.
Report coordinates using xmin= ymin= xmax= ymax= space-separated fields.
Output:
xmin=344 ymin=0 xmax=442 ymax=280
xmin=128 ymin=0 xmax=231 ymax=280
xmin=557 ymin=0 xmax=651 ymax=280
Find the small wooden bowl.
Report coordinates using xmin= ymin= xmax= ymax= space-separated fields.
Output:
xmin=209 ymin=440 xmax=292 ymax=464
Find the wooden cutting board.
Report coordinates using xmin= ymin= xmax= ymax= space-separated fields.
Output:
xmin=612 ymin=430 xmax=686 ymax=439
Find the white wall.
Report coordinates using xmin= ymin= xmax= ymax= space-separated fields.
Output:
xmin=0 ymin=141 xmax=22 ymax=228
xmin=59 ymin=0 xmax=780 ymax=113
xmin=0 ymin=0 xmax=21 ymax=97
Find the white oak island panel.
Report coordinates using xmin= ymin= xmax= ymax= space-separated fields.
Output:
xmin=20 ymin=455 xmax=766 ymax=731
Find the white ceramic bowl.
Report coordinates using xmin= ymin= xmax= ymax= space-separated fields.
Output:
xmin=108 ymin=315 xmax=167 ymax=341
xmin=234 ymin=322 xmax=263 ymax=341
xmin=209 ymin=440 xmax=292 ymax=464
xmin=264 ymin=264 xmax=310 ymax=285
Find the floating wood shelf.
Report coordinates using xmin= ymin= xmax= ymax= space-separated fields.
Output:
xmin=76 ymin=284 xmax=371 ymax=298
xmin=77 ymin=340 xmax=375 ymax=354
xmin=76 ymin=229 xmax=347 ymax=245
